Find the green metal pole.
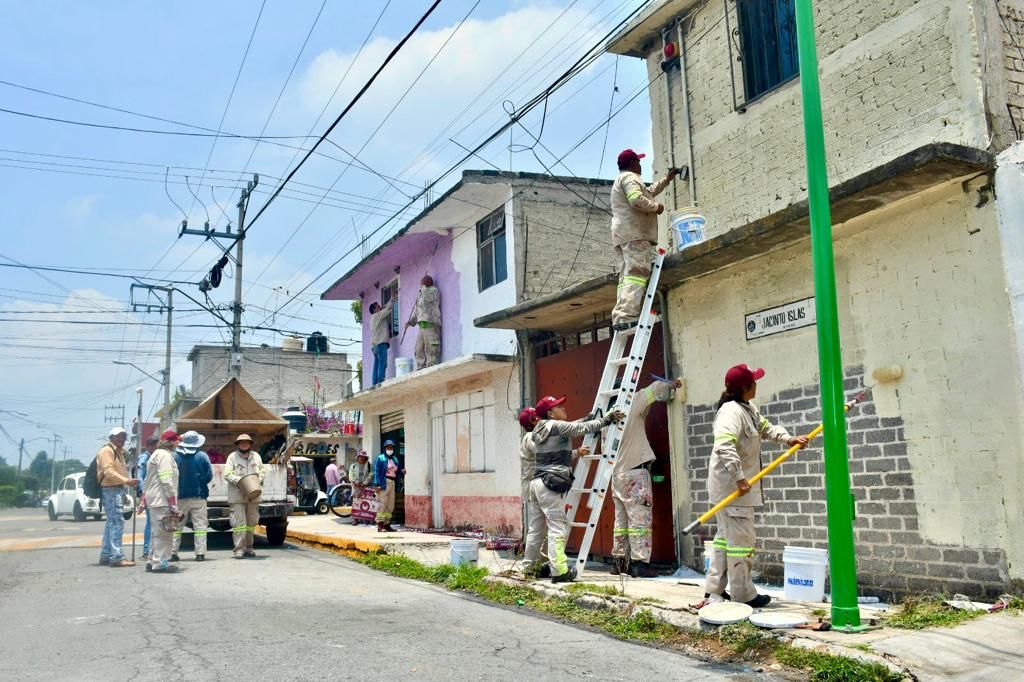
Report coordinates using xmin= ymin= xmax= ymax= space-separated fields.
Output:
xmin=793 ymin=0 xmax=861 ymax=629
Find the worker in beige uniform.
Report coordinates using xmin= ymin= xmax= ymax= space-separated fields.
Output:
xmin=140 ymin=430 xmax=181 ymax=573
xmin=518 ymin=406 xmax=550 ymax=579
xmin=526 ymin=396 xmax=623 ymax=583
xmin=369 ymin=299 xmax=394 ymax=386
xmin=704 ymin=364 xmax=808 ymax=607
xmin=224 ymin=434 xmax=265 ymax=559
xmin=608 ymin=377 xmax=681 ymax=578
xmin=406 ymin=275 xmax=441 ymax=369
xmin=609 ymin=149 xmax=679 ymax=330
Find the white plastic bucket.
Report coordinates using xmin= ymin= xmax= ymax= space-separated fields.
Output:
xmin=449 ymin=538 xmax=479 ymax=566
xmin=394 ymin=357 xmax=414 ymax=377
xmin=669 ymin=207 xmax=706 ymax=251
xmin=703 ymin=540 xmax=716 ymax=574
xmin=782 ymin=545 xmax=828 ymax=602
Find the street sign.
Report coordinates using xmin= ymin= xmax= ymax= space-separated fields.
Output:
xmin=745 ymin=297 xmax=816 ymax=340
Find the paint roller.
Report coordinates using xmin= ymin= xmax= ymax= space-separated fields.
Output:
xmin=681 ymin=365 xmax=902 ymax=535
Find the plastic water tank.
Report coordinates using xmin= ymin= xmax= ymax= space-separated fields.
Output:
xmin=306 ymin=331 xmax=328 ymax=353
xmin=282 ymin=407 xmax=307 ymax=434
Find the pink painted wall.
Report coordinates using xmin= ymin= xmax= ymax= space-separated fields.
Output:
xmin=405 ymin=493 xmax=521 ymax=535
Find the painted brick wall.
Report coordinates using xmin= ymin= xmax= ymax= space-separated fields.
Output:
xmin=514 ymin=179 xmax=616 ymax=301
xmin=1001 ymin=0 xmax=1024 ymax=138
xmin=687 ymin=365 xmax=1011 ymax=598
xmin=190 ymin=345 xmax=352 ymax=415
xmin=642 ymin=0 xmax=990 ymax=233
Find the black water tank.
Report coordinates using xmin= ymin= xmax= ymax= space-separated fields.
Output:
xmin=306 ymin=331 xmax=328 ymax=353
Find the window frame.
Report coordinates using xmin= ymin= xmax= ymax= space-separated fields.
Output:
xmin=429 ymin=390 xmax=496 ymax=474
xmin=476 ymin=208 xmax=507 ymax=292
xmin=381 ymin=278 xmax=400 ymax=337
xmin=735 ymin=0 xmax=800 ymax=106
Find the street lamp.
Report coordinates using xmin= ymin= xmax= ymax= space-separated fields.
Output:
xmin=16 ymin=435 xmax=48 ymax=473
xmin=113 ymin=360 xmax=170 ymax=427
xmin=49 ymin=433 xmax=62 ymax=496
xmin=112 ymin=360 xmax=166 ymax=385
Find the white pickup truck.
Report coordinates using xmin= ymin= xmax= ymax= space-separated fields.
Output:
xmin=205 ymin=460 xmax=292 ymax=546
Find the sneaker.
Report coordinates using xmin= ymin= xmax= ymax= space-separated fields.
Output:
xmin=98 ymin=558 xmax=110 ymax=566
xmin=537 ymin=564 xmax=552 ymax=579
xmin=109 ymin=559 xmax=136 ymax=568
xmin=745 ymin=594 xmax=772 ymax=608
xmin=151 ymin=564 xmax=179 ymax=573
xmin=704 ymin=591 xmax=731 ymax=601
xmin=195 ymin=555 xmax=205 ymax=562
xmin=609 ymin=557 xmax=626 ymax=576
xmin=628 ymin=561 xmax=659 ymax=578
xmin=612 ymin=320 xmax=638 ymax=332
xmin=145 ymin=564 xmax=153 ymax=573
xmin=243 ymin=550 xmax=256 ymax=557
xmin=170 ymin=554 xmax=180 ymax=562
xmin=233 ymin=552 xmax=244 ymax=559
xmin=551 ymin=567 xmax=578 ymax=584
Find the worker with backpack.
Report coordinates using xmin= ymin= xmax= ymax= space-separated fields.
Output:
xmin=90 ymin=427 xmax=138 ymax=568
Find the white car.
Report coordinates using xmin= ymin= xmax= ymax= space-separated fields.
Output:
xmin=47 ymin=472 xmax=134 ymax=522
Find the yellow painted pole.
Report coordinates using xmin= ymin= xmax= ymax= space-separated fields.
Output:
xmin=682 ymin=400 xmax=858 ymax=535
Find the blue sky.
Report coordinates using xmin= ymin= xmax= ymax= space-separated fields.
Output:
xmin=0 ymin=0 xmax=653 ymax=465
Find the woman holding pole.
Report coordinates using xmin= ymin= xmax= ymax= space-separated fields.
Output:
xmin=704 ymin=364 xmax=807 ymax=607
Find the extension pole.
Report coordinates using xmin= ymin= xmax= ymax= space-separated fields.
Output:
xmin=163 ymin=289 xmax=172 ymax=428
xmin=794 ymin=0 xmax=860 ymax=629
xmin=132 ymin=387 xmax=142 ymax=562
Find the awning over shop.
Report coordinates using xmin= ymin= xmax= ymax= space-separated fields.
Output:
xmin=474 ymin=143 xmax=994 ymax=334
xmin=325 ymin=354 xmax=514 ymax=413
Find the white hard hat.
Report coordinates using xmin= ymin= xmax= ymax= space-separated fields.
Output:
xmin=109 ymin=427 xmax=127 ymax=438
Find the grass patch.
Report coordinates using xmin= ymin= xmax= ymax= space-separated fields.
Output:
xmin=353 ymin=551 xmax=902 ymax=680
xmin=884 ymin=596 xmax=986 ymax=630
xmin=811 ymin=608 xmax=827 ymax=618
xmin=563 ymin=582 xmax=624 ymax=597
xmin=775 ymin=646 xmax=902 ymax=682
xmin=1006 ymin=596 xmax=1024 ymax=611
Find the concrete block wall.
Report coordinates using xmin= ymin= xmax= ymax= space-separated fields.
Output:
xmin=189 ymin=345 xmax=352 ymax=415
xmin=686 ymin=365 xmax=1012 ymax=599
xmin=511 ymin=177 xmax=616 ymax=301
xmin=1001 ymin=1 xmax=1024 ymax=138
xmin=642 ymin=0 xmax=991 ymax=234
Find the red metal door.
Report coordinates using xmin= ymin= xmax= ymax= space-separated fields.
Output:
xmin=533 ymin=327 xmax=675 ymax=562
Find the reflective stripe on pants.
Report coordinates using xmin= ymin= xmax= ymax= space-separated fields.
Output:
xmin=172 ymin=497 xmax=209 ymax=556
xmin=524 ymin=478 xmax=569 ymax=576
xmin=231 ymin=501 xmax=259 ymax=553
xmin=611 ymin=240 xmax=654 ymax=325
xmin=611 ymin=468 xmax=653 ymax=562
xmin=703 ymin=506 xmax=758 ymax=603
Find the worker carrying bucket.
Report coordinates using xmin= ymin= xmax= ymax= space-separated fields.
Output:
xmin=609 ymin=149 xmax=680 ymax=331
xmin=701 ymin=364 xmax=808 ymax=608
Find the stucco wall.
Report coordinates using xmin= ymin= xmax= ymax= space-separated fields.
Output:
xmin=359 ymin=367 xmax=523 ymax=534
xmin=666 ymin=181 xmax=1024 ymax=593
xmin=644 ymin=0 xmax=993 ymax=233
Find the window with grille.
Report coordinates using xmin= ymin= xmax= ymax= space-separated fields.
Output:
xmin=429 ymin=390 xmax=496 ymax=473
xmin=736 ymin=0 xmax=799 ymax=103
xmin=381 ymin=278 xmax=399 ymax=337
xmin=476 ymin=209 xmax=507 ymax=291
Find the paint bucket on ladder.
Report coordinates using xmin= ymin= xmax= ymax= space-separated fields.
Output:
xmin=395 ymin=357 xmax=414 ymax=377
xmin=449 ymin=538 xmax=480 ymax=566
xmin=782 ymin=545 xmax=829 ymax=602
xmin=669 ymin=207 xmax=706 ymax=251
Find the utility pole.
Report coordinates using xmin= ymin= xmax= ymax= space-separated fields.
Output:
xmin=18 ymin=438 xmax=24 ymax=473
xmin=129 ymin=284 xmax=173 ymax=426
xmin=49 ymin=433 xmax=62 ymax=496
xmin=60 ymin=445 xmax=68 ymax=481
xmin=183 ymin=174 xmax=258 ymax=379
xmin=794 ymin=0 xmax=861 ymax=630
xmin=104 ymin=404 xmax=126 ymax=426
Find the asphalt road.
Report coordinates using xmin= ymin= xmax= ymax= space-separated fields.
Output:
xmin=0 ymin=509 xmax=775 ymax=681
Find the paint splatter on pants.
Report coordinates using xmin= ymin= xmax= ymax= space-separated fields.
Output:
xmin=231 ymin=501 xmax=259 ymax=554
xmin=414 ymin=324 xmax=441 ymax=369
xmin=703 ymin=506 xmax=757 ymax=603
xmin=524 ymin=478 xmax=569 ymax=576
xmin=375 ymin=479 xmax=396 ymax=523
xmin=611 ymin=240 xmax=654 ymax=325
xmin=148 ymin=506 xmax=174 ymax=569
xmin=172 ymin=498 xmax=209 ymax=556
xmin=611 ymin=468 xmax=653 ymax=562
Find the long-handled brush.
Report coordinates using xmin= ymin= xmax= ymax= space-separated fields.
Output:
xmin=681 ymin=364 xmax=902 ymax=536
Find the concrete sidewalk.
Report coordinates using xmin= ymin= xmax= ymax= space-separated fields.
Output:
xmin=284 ymin=514 xmax=1024 ymax=679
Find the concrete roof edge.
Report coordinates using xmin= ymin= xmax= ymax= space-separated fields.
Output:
xmin=474 ymin=272 xmax=619 ymax=328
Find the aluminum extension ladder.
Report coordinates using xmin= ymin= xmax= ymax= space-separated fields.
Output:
xmin=564 ymin=247 xmax=666 ymax=576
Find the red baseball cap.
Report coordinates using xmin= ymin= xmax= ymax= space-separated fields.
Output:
xmin=159 ymin=429 xmax=181 ymax=443
xmin=617 ymin=149 xmax=646 ymax=167
xmin=534 ymin=396 xmax=567 ymax=417
xmin=724 ymin=364 xmax=765 ymax=391
xmin=518 ymin=406 xmax=538 ymax=430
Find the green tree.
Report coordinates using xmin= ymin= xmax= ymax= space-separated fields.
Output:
xmin=351 ymin=300 xmax=362 ymax=324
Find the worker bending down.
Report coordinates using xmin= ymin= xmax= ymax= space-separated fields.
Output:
xmin=705 ymin=364 xmax=807 ymax=607
xmin=525 ymin=396 xmax=623 ymax=583
xmin=406 ymin=275 xmax=441 ymax=369
xmin=608 ymin=377 xmax=681 ymax=578
xmin=609 ymin=149 xmax=678 ymax=330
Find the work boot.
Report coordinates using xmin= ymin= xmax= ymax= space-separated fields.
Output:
xmin=538 ymin=564 xmax=552 ymax=579
xmin=170 ymin=553 xmax=180 ymax=562
xmin=383 ymin=524 xmax=397 ymax=533
xmin=195 ymin=555 xmax=205 ymax=562
xmin=377 ymin=522 xmax=385 ymax=533
xmin=551 ymin=567 xmax=577 ymax=584
xmin=612 ymin=320 xmax=638 ymax=332
xmin=609 ymin=557 xmax=627 ymax=575
xmin=745 ymin=594 xmax=771 ymax=608
xmin=628 ymin=561 xmax=659 ymax=578
xmin=109 ymin=559 xmax=135 ymax=568
xmin=244 ymin=550 xmax=256 ymax=557
xmin=233 ymin=552 xmax=244 ymax=559
xmin=704 ymin=591 xmax=731 ymax=601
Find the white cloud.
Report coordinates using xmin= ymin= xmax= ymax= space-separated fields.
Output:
xmin=64 ymin=194 xmax=98 ymax=220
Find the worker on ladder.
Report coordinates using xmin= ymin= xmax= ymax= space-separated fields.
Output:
xmin=405 ymin=275 xmax=441 ymax=369
xmin=609 ymin=149 xmax=679 ymax=331
xmin=525 ymin=396 xmax=623 ymax=583
xmin=607 ymin=376 xmax=682 ymax=578
xmin=704 ymin=364 xmax=808 ymax=607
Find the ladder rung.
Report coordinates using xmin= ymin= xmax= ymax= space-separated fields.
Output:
xmin=567 ymin=521 xmax=593 ymax=529
xmin=609 ymin=357 xmax=629 ymax=366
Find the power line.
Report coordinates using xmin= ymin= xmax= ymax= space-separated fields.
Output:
xmin=0 ymin=261 xmax=194 ymax=285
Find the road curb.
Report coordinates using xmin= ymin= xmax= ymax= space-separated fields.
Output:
xmin=270 ymin=525 xmax=385 ymax=554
